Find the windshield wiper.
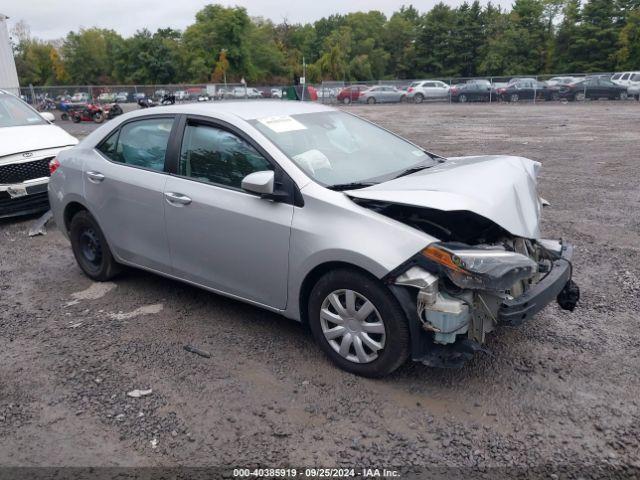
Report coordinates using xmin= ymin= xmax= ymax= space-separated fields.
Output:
xmin=393 ymin=161 xmax=436 ymax=179
xmin=327 ymin=181 xmax=377 ymax=191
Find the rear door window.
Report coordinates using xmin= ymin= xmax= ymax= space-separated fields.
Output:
xmin=113 ymin=118 xmax=173 ymax=171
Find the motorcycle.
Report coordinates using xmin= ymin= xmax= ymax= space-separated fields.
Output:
xmin=138 ymin=97 xmax=156 ymax=108
xmin=71 ymin=103 xmax=123 ymax=123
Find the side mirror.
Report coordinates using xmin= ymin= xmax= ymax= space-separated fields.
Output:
xmin=241 ymin=170 xmax=275 ymax=196
xmin=41 ymin=112 xmax=55 ymax=123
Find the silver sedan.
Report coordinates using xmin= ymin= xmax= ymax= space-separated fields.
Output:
xmin=357 ymin=86 xmax=407 ymax=104
xmin=48 ymin=101 xmax=579 ymax=376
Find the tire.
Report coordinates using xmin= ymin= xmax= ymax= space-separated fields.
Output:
xmin=93 ymin=112 xmax=105 ymax=123
xmin=619 ymin=91 xmax=628 ymax=101
xmin=399 ymin=95 xmax=407 ymax=103
xmin=510 ymin=93 xmax=519 ymax=103
xmin=459 ymin=94 xmax=467 ymax=103
xmin=367 ymin=96 xmax=376 ymax=104
xmin=307 ymin=269 xmax=410 ymax=377
xmin=342 ymin=97 xmax=351 ymax=105
xmin=72 ymin=114 xmax=81 ymax=123
xmin=575 ymin=92 xmax=586 ymax=102
xmin=551 ymin=92 xmax=560 ymax=101
xmin=70 ymin=210 xmax=122 ymax=281
xmin=61 ymin=113 xmax=69 ymax=121
xmin=414 ymin=93 xmax=424 ymax=104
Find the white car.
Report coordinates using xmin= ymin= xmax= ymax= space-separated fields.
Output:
xmin=406 ymin=80 xmax=450 ymax=103
xmin=174 ymin=90 xmax=188 ymax=101
xmin=270 ymin=88 xmax=283 ymax=99
xmin=70 ymin=92 xmax=90 ymax=103
xmin=545 ymin=76 xmax=578 ymax=86
xmin=0 ymin=90 xmax=78 ymax=218
xmin=611 ymin=71 xmax=640 ymax=87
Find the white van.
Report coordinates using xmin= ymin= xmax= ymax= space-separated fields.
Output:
xmin=611 ymin=71 xmax=640 ymax=87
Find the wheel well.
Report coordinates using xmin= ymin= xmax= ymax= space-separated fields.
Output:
xmin=63 ymin=202 xmax=88 ymax=233
xmin=298 ymin=261 xmax=380 ymax=326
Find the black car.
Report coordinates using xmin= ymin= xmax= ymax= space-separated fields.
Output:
xmin=499 ymin=79 xmax=555 ymax=102
xmin=450 ymin=80 xmax=492 ymax=102
xmin=558 ymin=77 xmax=628 ymax=101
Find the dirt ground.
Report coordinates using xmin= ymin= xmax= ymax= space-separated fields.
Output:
xmin=1 ymin=101 xmax=639 ymax=477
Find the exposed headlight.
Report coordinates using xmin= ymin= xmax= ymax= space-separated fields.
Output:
xmin=421 ymin=243 xmax=537 ymax=291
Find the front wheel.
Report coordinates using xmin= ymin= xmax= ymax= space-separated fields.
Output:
xmin=458 ymin=94 xmax=467 ymax=103
xmin=308 ymin=269 xmax=410 ymax=377
xmin=414 ymin=93 xmax=424 ymax=104
xmin=93 ymin=111 xmax=105 ymax=123
xmin=342 ymin=97 xmax=351 ymax=105
xmin=70 ymin=211 xmax=122 ymax=281
xmin=619 ymin=91 xmax=628 ymax=100
xmin=510 ymin=93 xmax=519 ymax=103
xmin=575 ymin=92 xmax=586 ymax=102
xmin=367 ymin=96 xmax=376 ymax=104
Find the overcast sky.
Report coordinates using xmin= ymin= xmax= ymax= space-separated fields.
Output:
xmin=4 ymin=0 xmax=513 ymax=41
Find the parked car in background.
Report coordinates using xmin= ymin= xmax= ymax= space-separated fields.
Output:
xmin=545 ymin=76 xmax=578 ymax=87
xmin=450 ymin=80 xmax=492 ymax=102
xmin=610 ymin=71 xmax=640 ymax=87
xmin=336 ymin=85 xmax=368 ymax=104
xmin=132 ymin=92 xmax=146 ymax=101
xmin=115 ymin=92 xmax=129 ymax=103
xmin=628 ymin=81 xmax=640 ymax=100
xmin=97 ymin=92 xmax=116 ymax=103
xmin=48 ymin=101 xmax=579 ymax=377
xmin=71 ymin=92 xmax=90 ymax=103
xmin=358 ymin=86 xmax=406 ymax=104
xmin=174 ymin=90 xmax=188 ymax=101
xmin=558 ymin=76 xmax=628 ymax=101
xmin=406 ymin=80 xmax=449 ymax=103
xmin=0 ymin=90 xmax=78 ymax=218
xmin=500 ymin=79 xmax=555 ymax=102
xmin=270 ymin=88 xmax=283 ymax=99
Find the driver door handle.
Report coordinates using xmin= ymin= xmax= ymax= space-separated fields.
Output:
xmin=86 ymin=171 xmax=105 ymax=183
xmin=164 ymin=192 xmax=192 ymax=206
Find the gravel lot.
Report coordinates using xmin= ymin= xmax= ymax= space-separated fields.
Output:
xmin=1 ymin=101 xmax=639 ymax=477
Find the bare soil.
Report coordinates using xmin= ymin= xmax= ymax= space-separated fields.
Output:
xmin=1 ymin=101 xmax=639 ymax=477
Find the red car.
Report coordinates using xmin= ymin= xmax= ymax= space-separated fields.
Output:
xmin=336 ymin=85 xmax=368 ymax=104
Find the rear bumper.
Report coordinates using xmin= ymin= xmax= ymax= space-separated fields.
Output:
xmin=498 ymin=243 xmax=573 ymax=326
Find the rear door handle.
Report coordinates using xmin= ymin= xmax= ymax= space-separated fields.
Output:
xmin=86 ymin=171 xmax=105 ymax=183
xmin=164 ymin=192 xmax=192 ymax=206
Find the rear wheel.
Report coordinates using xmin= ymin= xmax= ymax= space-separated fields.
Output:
xmin=308 ymin=269 xmax=410 ymax=377
xmin=414 ymin=93 xmax=424 ymax=104
xmin=510 ymin=93 xmax=519 ymax=103
xmin=342 ymin=97 xmax=351 ymax=105
xmin=93 ymin=111 xmax=105 ymax=123
xmin=70 ymin=211 xmax=121 ymax=281
xmin=399 ymin=95 xmax=407 ymax=103
xmin=367 ymin=96 xmax=376 ymax=104
xmin=575 ymin=92 xmax=586 ymax=102
xmin=619 ymin=91 xmax=628 ymax=100
xmin=72 ymin=113 xmax=81 ymax=123
xmin=459 ymin=94 xmax=467 ymax=103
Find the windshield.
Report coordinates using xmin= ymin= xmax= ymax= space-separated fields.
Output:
xmin=0 ymin=94 xmax=47 ymax=128
xmin=250 ymin=111 xmax=436 ymax=187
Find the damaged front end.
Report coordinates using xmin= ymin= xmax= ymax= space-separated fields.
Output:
xmin=369 ymin=202 xmax=580 ymax=368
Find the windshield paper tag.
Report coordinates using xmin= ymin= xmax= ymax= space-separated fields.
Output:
xmin=258 ymin=116 xmax=307 ymax=133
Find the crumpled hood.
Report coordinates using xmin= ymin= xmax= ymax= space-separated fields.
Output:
xmin=0 ymin=124 xmax=78 ymax=157
xmin=347 ymin=155 xmax=543 ymax=239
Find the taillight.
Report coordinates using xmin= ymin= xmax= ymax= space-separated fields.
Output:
xmin=49 ymin=158 xmax=60 ymax=175
xmin=408 ymin=87 xmax=414 ymax=92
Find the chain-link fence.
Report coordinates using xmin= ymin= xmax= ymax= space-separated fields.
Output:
xmin=3 ymin=72 xmax=639 ymax=111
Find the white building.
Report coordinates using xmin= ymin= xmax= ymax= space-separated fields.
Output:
xmin=0 ymin=13 xmax=20 ymax=95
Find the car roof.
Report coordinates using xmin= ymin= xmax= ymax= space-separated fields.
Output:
xmin=125 ymin=100 xmax=335 ymax=121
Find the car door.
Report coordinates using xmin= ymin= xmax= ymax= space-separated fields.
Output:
xmin=163 ymin=117 xmax=295 ymax=309
xmin=85 ymin=116 xmax=176 ymax=272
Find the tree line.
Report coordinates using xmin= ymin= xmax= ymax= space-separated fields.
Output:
xmin=11 ymin=0 xmax=640 ymax=87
